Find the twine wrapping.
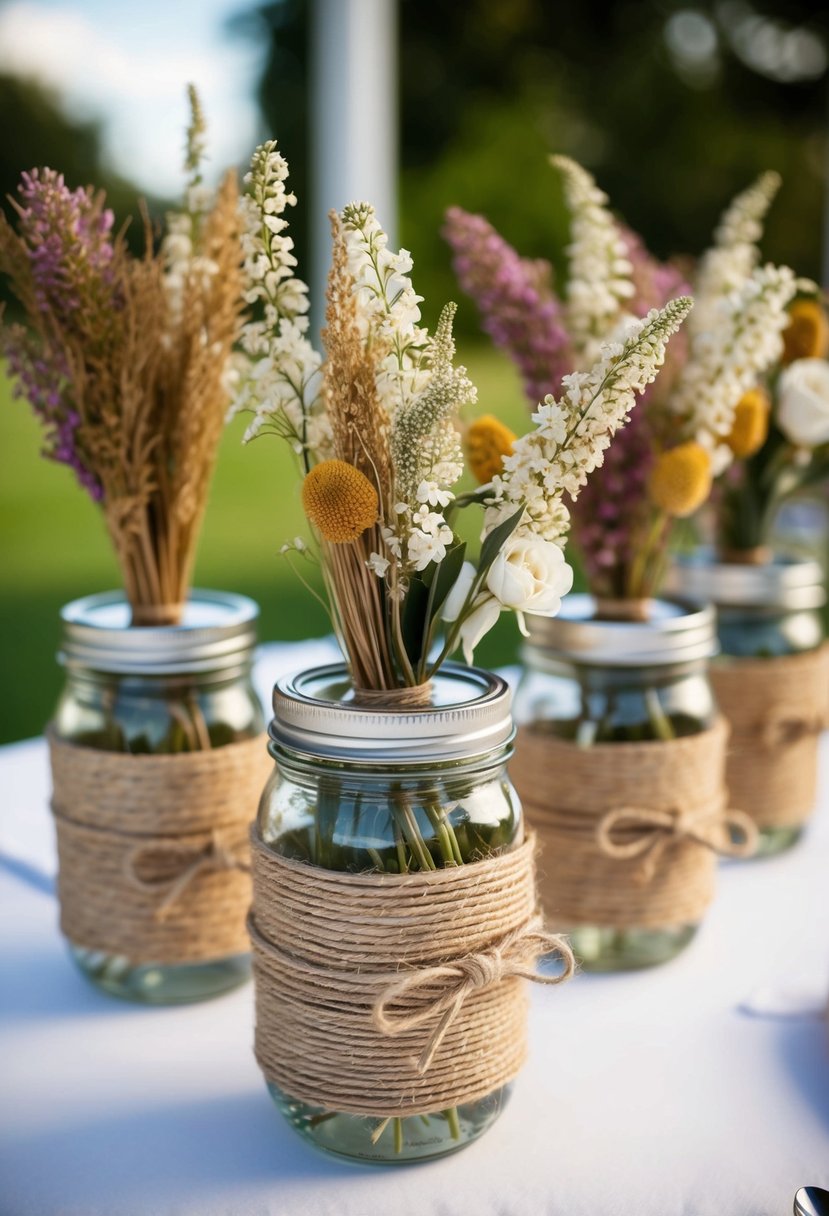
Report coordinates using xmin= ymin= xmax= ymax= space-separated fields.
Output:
xmin=351 ymin=683 xmax=434 ymax=709
xmin=249 ymin=830 xmax=573 ymax=1117
xmin=511 ymin=718 xmax=756 ymax=930
xmin=49 ymin=731 xmax=273 ymax=963
xmin=711 ymin=646 xmax=829 ymax=831
xmin=128 ymin=602 xmax=186 ymax=627
xmin=593 ymin=597 xmax=653 ymax=622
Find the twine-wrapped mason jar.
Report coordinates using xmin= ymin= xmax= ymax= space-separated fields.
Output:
xmin=49 ymin=590 xmax=270 ymax=1003
xmin=669 ymin=551 xmax=828 ymax=855
xmin=512 ymin=595 xmax=754 ymax=971
xmin=250 ymin=663 xmax=572 ymax=1164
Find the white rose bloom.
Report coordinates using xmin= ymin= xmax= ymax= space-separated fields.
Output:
xmin=442 ymin=561 xmax=477 ymax=622
xmin=485 ymin=536 xmax=574 ymax=634
xmin=777 ymin=358 xmax=829 ymax=448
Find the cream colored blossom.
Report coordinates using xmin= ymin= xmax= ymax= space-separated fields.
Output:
xmin=672 ymin=263 xmax=796 ymax=466
xmin=551 ymin=155 xmax=635 ymax=364
xmin=229 ymin=141 xmax=330 ymax=460
xmin=485 ymin=298 xmax=693 ymax=546
xmin=777 ymin=358 xmax=829 ymax=448
xmin=691 ymin=171 xmax=780 ymax=336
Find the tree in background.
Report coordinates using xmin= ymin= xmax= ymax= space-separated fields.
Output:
xmin=248 ymin=0 xmax=827 ymax=334
xmin=0 ymin=73 xmax=163 ymax=299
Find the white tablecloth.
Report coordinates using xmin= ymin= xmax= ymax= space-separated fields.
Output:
xmin=1 ymin=641 xmax=828 ymax=1216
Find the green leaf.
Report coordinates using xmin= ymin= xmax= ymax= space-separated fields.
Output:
xmin=400 ymin=573 xmax=431 ymax=667
xmin=424 ymin=540 xmax=467 ymax=621
xmin=478 ymin=506 xmax=525 ymax=575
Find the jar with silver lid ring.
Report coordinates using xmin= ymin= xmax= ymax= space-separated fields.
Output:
xmin=512 ymin=595 xmax=719 ymax=971
xmin=51 ymin=590 xmax=266 ymax=1003
xmin=255 ymin=663 xmax=525 ymax=1164
xmin=669 ymin=551 xmax=826 ymax=855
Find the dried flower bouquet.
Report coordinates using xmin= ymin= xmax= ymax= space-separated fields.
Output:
xmin=0 ymin=88 xmax=243 ymax=626
xmin=445 ymin=159 xmax=799 ymax=601
xmin=232 ymin=144 xmax=692 ymax=689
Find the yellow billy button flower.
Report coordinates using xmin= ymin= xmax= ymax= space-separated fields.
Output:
xmin=781 ymin=298 xmax=829 ymax=365
xmin=724 ymin=387 xmax=770 ymax=458
xmin=465 ymin=414 xmax=516 ymax=484
xmin=301 ymin=459 xmax=378 ymax=543
xmin=647 ymin=442 xmax=713 ymax=518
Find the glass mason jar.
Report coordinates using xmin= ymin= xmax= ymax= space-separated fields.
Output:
xmin=52 ymin=590 xmax=265 ymax=1002
xmin=669 ymin=551 xmax=825 ymax=855
xmin=257 ymin=663 xmax=522 ymax=1164
xmin=513 ymin=594 xmax=718 ymax=971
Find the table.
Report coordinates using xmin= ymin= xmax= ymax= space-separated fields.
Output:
xmin=1 ymin=640 xmax=828 ymax=1216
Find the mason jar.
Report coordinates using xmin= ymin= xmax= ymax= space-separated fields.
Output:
xmin=669 ymin=552 xmax=826 ymax=855
xmin=513 ymin=594 xmax=718 ymax=971
xmin=51 ymin=590 xmax=266 ymax=1002
xmin=255 ymin=663 xmax=524 ymax=1164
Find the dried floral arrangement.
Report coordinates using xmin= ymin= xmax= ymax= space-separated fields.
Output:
xmin=713 ymin=279 xmax=829 ymax=559
xmin=230 ymin=143 xmax=692 ymax=693
xmin=445 ymin=160 xmax=799 ymax=605
xmin=0 ymin=88 xmax=243 ymax=625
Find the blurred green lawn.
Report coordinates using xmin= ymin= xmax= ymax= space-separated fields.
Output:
xmin=0 ymin=347 xmax=536 ymax=744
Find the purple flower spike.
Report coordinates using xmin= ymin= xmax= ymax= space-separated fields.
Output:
xmin=443 ymin=206 xmax=574 ymax=404
xmin=16 ymin=167 xmax=116 ymax=327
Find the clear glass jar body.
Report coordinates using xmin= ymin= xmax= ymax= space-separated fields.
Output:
xmin=716 ymin=602 xmax=824 ymax=855
xmin=257 ymin=744 xmax=522 ymax=1163
xmin=53 ymin=662 xmax=264 ymax=1003
xmin=668 ymin=552 xmax=827 ymax=855
xmin=515 ymin=650 xmax=716 ymax=971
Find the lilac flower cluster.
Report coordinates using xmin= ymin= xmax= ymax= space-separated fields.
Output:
xmin=16 ymin=169 xmax=115 ymax=321
xmin=443 ymin=201 xmax=691 ymax=595
xmin=3 ymin=326 xmax=102 ymax=499
xmin=443 ymin=206 xmax=573 ymax=404
xmin=3 ymin=169 xmax=116 ymax=500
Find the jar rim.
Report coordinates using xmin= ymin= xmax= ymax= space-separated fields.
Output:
xmin=667 ymin=549 xmax=826 ymax=610
xmin=522 ymin=594 xmax=717 ymax=667
xmin=58 ymin=590 xmax=259 ymax=675
xmin=270 ymin=662 xmax=513 ymax=763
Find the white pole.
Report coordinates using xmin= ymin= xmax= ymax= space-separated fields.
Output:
xmin=310 ymin=0 xmax=398 ymax=334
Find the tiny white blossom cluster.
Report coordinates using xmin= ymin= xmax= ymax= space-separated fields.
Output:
xmin=485 ymin=298 xmax=694 ymax=546
xmin=161 ymin=89 xmax=220 ymax=330
xmin=162 ymin=205 xmax=219 ymax=330
xmin=341 ymin=206 xmax=476 ymax=574
xmin=691 ymin=171 xmax=781 ymax=336
xmin=389 ymin=303 xmax=476 ymax=571
xmin=552 ymin=155 xmax=634 ymax=363
xmin=341 ymin=202 xmax=430 ymax=415
xmin=229 ymin=141 xmax=329 ymax=458
xmin=672 ymin=263 xmax=796 ymax=470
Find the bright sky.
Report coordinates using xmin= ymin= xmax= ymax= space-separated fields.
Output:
xmin=0 ymin=0 xmax=267 ymax=196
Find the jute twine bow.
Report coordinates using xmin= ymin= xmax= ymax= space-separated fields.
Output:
xmin=597 ymin=803 xmax=757 ymax=884
xmin=249 ymin=830 xmax=570 ymax=1116
xmin=511 ymin=717 xmax=747 ymax=930
xmin=48 ymin=730 xmax=273 ymax=963
xmin=711 ymin=645 xmax=829 ymax=830
xmin=374 ymin=915 xmax=574 ymax=1073
xmin=124 ymin=829 xmax=250 ymax=922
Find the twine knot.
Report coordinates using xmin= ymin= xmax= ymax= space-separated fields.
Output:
xmin=125 ymin=829 xmax=249 ymax=921
xmin=759 ymin=708 xmax=828 ymax=751
xmin=597 ymin=803 xmax=757 ymax=882
xmin=373 ymin=917 xmax=574 ymax=1074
